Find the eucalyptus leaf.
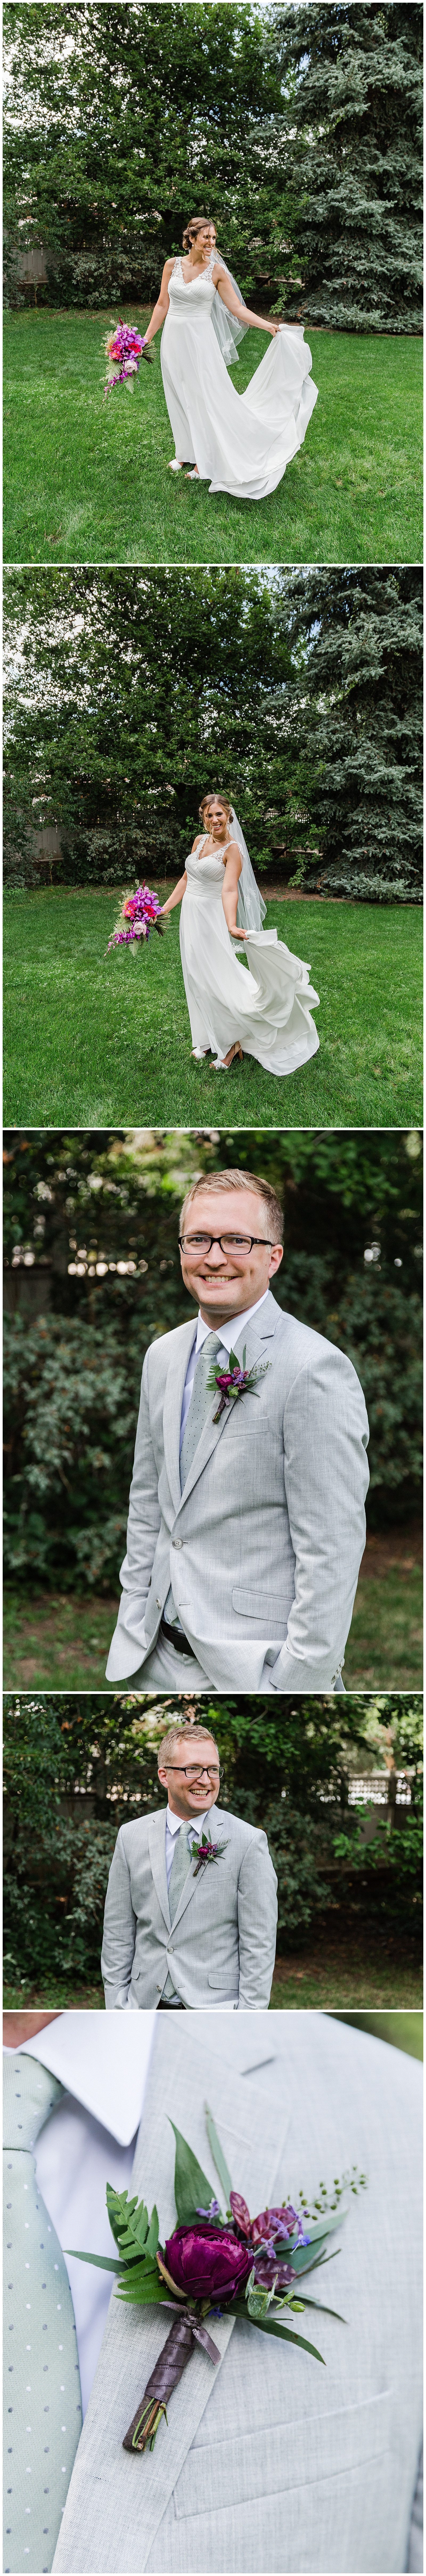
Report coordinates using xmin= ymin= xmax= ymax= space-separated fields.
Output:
xmin=168 ymin=2120 xmax=215 ymax=2225
xmin=251 ymin=2316 xmax=326 ymax=2363
xmin=288 ymin=2294 xmax=346 ymax=2323
xmin=204 ymin=2103 xmax=233 ymax=2207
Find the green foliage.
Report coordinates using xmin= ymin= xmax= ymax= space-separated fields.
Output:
xmin=268 ymin=567 xmax=423 ymax=899
xmin=3 ymin=1 xmax=298 ymax=313
xmin=169 ymin=2123 xmax=217 ymax=2226
xmin=267 ymin=3 xmax=423 ymax=333
xmin=3 ymin=566 xmax=317 ymax=889
xmin=205 ymin=2106 xmax=233 ymax=2207
xmin=4 ymin=565 xmax=421 ymax=903
xmin=5 ymin=3 xmax=421 ymax=336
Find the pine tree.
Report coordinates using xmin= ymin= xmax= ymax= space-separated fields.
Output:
xmin=270 ymin=567 xmax=423 ymax=897
xmin=267 ymin=3 xmax=423 ymax=332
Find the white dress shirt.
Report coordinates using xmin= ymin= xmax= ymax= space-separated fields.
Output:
xmin=179 ymin=1287 xmax=270 ymax=1449
xmin=3 ymin=2015 xmax=155 ymax=2419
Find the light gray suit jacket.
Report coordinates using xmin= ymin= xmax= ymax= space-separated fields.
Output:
xmin=101 ymin=1808 xmax=278 ymax=2011
xmin=106 ymin=1291 xmax=369 ymax=1693
xmin=52 ymin=2013 xmax=422 ymax=2575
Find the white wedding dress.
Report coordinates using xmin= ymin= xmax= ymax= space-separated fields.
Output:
xmin=160 ymin=253 xmax=318 ymax=499
xmin=179 ymin=840 xmax=320 ymax=1076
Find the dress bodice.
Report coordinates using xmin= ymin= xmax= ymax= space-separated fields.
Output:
xmin=185 ymin=838 xmax=230 ymax=896
xmin=168 ymin=252 xmax=218 ymax=317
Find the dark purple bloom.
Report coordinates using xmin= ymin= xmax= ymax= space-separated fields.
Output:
xmin=165 ymin=2225 xmax=252 ymax=2304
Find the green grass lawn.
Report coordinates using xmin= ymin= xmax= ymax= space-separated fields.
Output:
xmin=272 ymin=1963 xmax=423 ymax=2013
xmin=343 ymin=1561 xmax=423 ymax=1691
xmin=3 ymin=886 xmax=422 ymax=1128
xmin=3 ymin=309 xmax=423 ymax=565
xmin=3 ymin=1979 xmax=422 ymax=2016
xmin=3 ymin=1556 xmax=423 ymax=1693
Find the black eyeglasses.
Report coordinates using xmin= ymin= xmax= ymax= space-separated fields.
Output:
xmin=161 ymin=1762 xmax=224 ymax=1782
xmin=179 ymin=1233 xmax=272 ymax=1256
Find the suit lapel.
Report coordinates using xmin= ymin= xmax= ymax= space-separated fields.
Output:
xmin=173 ymin=1291 xmax=282 ymax=1513
xmin=147 ymin=1811 xmax=170 ymax=1931
xmin=53 ymin=2021 xmax=291 ymax=2575
xmin=162 ymin=1318 xmax=198 ymax=1515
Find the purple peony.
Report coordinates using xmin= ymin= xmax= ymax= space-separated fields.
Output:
xmin=164 ymin=2225 xmax=252 ymax=2305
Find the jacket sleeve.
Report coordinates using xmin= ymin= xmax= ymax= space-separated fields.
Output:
xmin=268 ymin=1343 xmax=369 ymax=1694
xmin=101 ymin=1829 xmax=137 ymax=2008
xmin=106 ymin=1348 xmax=161 ymax=1680
xmin=236 ymin=1830 xmax=278 ymax=2009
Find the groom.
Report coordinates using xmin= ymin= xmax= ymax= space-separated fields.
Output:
xmin=101 ymin=1721 xmax=278 ymax=2011
xmin=106 ymin=1166 xmax=370 ymax=1695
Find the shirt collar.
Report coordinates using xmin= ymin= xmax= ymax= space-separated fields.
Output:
xmin=195 ymin=1284 xmax=270 ymax=1356
xmin=166 ymin=1805 xmax=207 ymax=1838
xmin=4 ymin=2014 xmax=155 ymax=2147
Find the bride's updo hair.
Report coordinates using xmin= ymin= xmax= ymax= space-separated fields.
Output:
xmin=199 ymin=792 xmax=233 ymax=827
xmin=182 ymin=214 xmax=216 ymax=252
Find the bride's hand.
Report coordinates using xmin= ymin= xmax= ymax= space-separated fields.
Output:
xmin=230 ymin=925 xmax=248 ymax=938
xmin=268 ymin=321 xmax=282 ymax=336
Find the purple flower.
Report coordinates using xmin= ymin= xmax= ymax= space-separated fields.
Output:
xmin=164 ymin=2225 xmax=252 ymax=2305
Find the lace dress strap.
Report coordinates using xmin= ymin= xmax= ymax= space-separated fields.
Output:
xmin=194 ymin=832 xmax=234 ymax=860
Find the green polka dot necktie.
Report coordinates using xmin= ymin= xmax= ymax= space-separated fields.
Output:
xmin=179 ymin=1331 xmax=223 ymax=1492
xmin=164 ymin=1332 xmax=223 ymax=1628
xmin=161 ymin=1821 xmax=195 ymax=1999
xmin=3 ymin=2051 xmax=83 ymax=2575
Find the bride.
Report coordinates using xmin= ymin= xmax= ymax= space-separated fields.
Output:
xmin=142 ymin=213 xmax=318 ymax=500
xmin=161 ymin=793 xmax=320 ymax=1077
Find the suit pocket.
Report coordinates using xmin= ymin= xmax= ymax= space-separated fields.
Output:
xmin=232 ymin=1586 xmax=285 ymax=1621
xmin=172 ymin=2383 xmax=398 ymax=2521
xmin=208 ymin=1967 xmax=239 ymax=1989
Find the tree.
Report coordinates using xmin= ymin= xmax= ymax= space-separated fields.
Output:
xmin=2 ymin=566 xmax=320 ymax=888
xmin=267 ymin=567 xmax=423 ymax=898
xmin=4 ymin=564 xmax=422 ymax=900
xmin=3 ymin=1 xmax=300 ymax=312
xmin=267 ymin=3 xmax=423 ymax=333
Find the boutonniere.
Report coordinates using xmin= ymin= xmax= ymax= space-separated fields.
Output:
xmin=188 ymin=1825 xmax=229 ymax=1875
xmin=68 ymin=2107 xmax=366 ymax=2458
xmin=206 ymin=1342 xmax=271 ymax=1423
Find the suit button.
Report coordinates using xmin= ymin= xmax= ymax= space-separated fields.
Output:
xmin=155 ymin=1597 xmax=162 ymax=1610
xmin=172 ymin=1539 xmax=183 ymax=1550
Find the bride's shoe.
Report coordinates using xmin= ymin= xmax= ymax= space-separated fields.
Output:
xmin=168 ymin=459 xmax=183 ymax=472
xmin=213 ymin=1041 xmax=243 ymax=1071
xmin=191 ymin=1045 xmax=209 ymax=1060
xmin=185 ymin=467 xmax=199 ymax=479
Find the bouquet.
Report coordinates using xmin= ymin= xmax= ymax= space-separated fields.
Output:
xmin=69 ymin=2103 xmax=366 ymax=2457
xmin=106 ymin=885 xmax=166 ymax=954
xmin=103 ymin=319 xmax=153 ymax=398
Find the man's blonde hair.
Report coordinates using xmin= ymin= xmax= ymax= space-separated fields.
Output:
xmin=157 ymin=1723 xmax=219 ymax=1767
xmin=180 ymin=1166 xmax=284 ymax=1245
